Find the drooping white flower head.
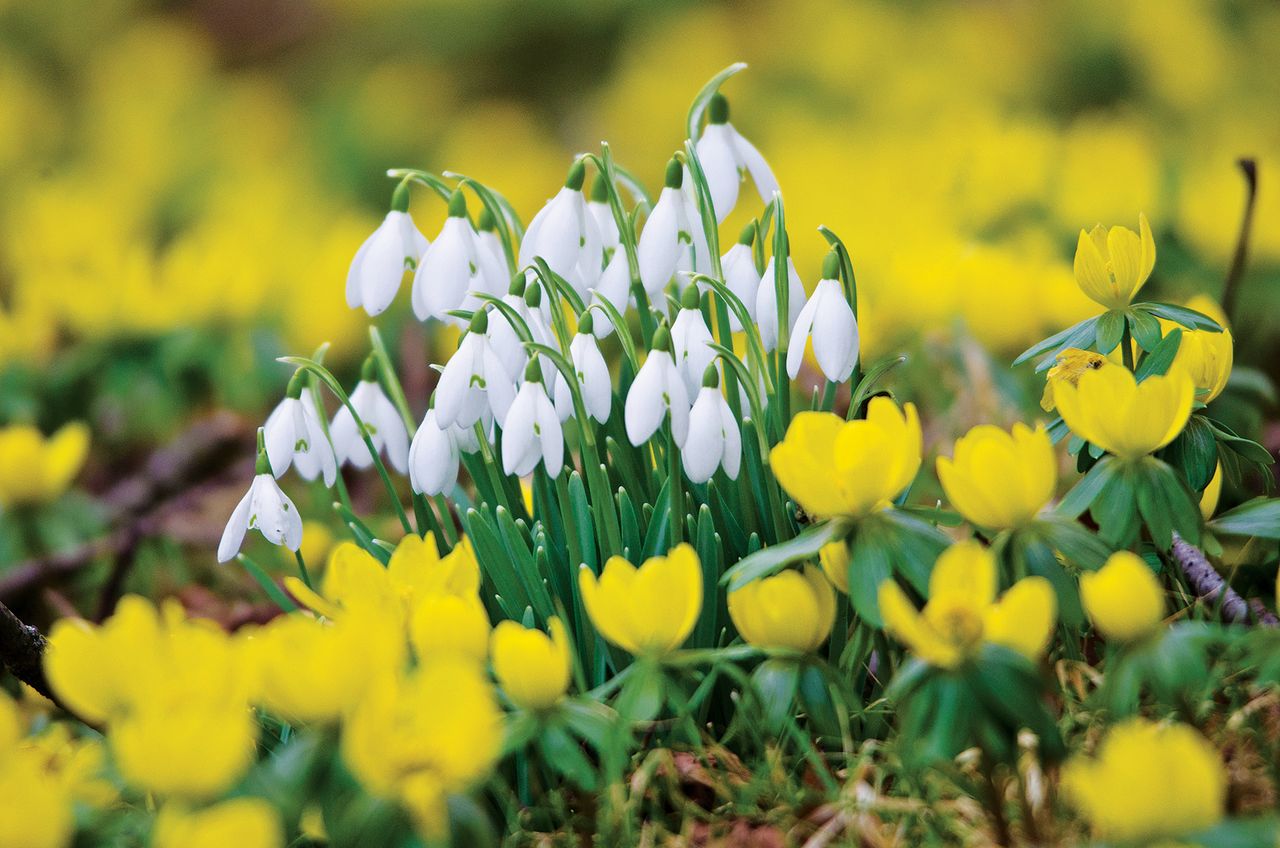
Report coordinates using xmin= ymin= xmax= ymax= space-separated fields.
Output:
xmin=720 ymin=224 xmax=761 ymax=332
xmin=682 ymin=369 xmax=741 ymax=484
xmin=218 ymin=434 xmax=303 ymax=563
xmin=434 ymin=309 xmax=518 ymax=431
xmin=638 ymin=159 xmax=694 ymax=296
xmin=408 ymin=407 xmax=479 ymax=496
xmin=330 ymin=369 xmax=411 ymax=475
xmin=670 ymin=286 xmax=717 ymax=398
xmin=502 ymin=362 xmax=564 ymax=478
xmin=694 ymin=93 xmax=779 ymax=223
xmin=487 ymin=278 xmax=555 ymax=381
xmin=467 ymin=206 xmax=514 ymax=307
xmin=624 ymin=323 xmax=690 ymax=446
xmin=413 ymin=190 xmax=481 ymax=323
xmin=756 ymin=253 xmax=807 ymax=353
xmin=588 ymin=174 xmax=620 ymax=252
xmin=554 ymin=316 xmax=613 ymax=424
xmin=263 ymin=374 xmax=337 ymax=487
xmin=588 ymin=250 xmax=632 ymax=339
xmin=788 ymin=253 xmax=860 ymax=383
xmin=519 ymin=160 xmax=603 ymax=299
xmin=345 ymin=182 xmax=430 ymax=316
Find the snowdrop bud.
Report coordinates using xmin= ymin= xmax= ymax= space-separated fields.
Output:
xmin=671 ymin=288 xmax=717 ymax=398
xmin=589 ymin=175 xmax=620 ymax=251
xmin=502 ymin=362 xmax=564 ymax=478
xmin=719 ymin=223 xmax=761 ymax=331
xmin=757 ymin=253 xmax=807 ymax=352
xmin=565 ymin=159 xmax=586 ymax=191
xmin=408 ymin=408 xmax=463 ymax=496
xmin=435 ymin=310 xmax=517 ymax=430
xmin=682 ymin=366 xmax=741 ymax=484
xmin=329 ymin=362 xmax=410 ymax=474
xmin=263 ymin=372 xmax=337 ymax=487
xmin=555 ymin=318 xmax=612 ymax=424
xmin=412 ymin=189 xmax=478 ymax=323
xmin=638 ymin=158 xmax=691 ymax=296
xmin=787 ymin=251 xmax=859 ymax=382
xmin=345 ymin=181 xmax=429 ymax=316
xmin=695 ymin=93 xmax=779 ymax=223
xmin=625 ymin=323 xmax=690 ymax=446
xmin=218 ymin=429 xmax=303 ymax=562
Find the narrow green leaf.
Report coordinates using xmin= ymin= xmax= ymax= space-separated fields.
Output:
xmin=721 ymin=520 xmax=850 ymax=590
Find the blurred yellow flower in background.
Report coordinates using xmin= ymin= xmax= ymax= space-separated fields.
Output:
xmin=579 ymin=544 xmax=702 ymax=658
xmin=153 ymin=798 xmax=283 ymax=848
xmin=491 ymin=617 xmax=573 ymax=711
xmin=1080 ymin=551 xmax=1165 ymax=643
xmin=0 ymin=423 xmax=89 ymax=509
xmin=728 ymin=566 xmax=836 ymax=653
xmin=1168 ymin=295 xmax=1233 ymax=402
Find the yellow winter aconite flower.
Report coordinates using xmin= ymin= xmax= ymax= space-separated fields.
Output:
xmin=1072 ymin=213 xmax=1156 ymax=309
xmin=879 ymin=541 xmax=1056 ymax=668
xmin=818 ymin=541 xmax=851 ymax=594
xmin=937 ymin=423 xmax=1055 ymax=530
xmin=1080 ymin=552 xmax=1165 ymax=643
xmin=410 ymin=593 xmax=491 ymax=663
xmin=0 ymin=747 xmax=74 ymax=848
xmin=1169 ymin=295 xmax=1233 ymax=403
xmin=152 ymin=798 xmax=283 ymax=848
xmin=1054 ymin=365 xmax=1194 ymax=460
xmin=343 ymin=660 xmax=502 ymax=839
xmin=248 ymin=614 xmax=377 ymax=723
xmin=578 ymin=544 xmax=702 ymax=657
xmin=0 ymin=422 xmax=89 ymax=508
xmin=491 ymin=617 xmax=573 ymax=711
xmin=1063 ymin=719 xmax=1225 ymax=842
xmin=1039 ymin=348 xmax=1108 ymax=412
xmin=728 ymin=566 xmax=836 ymax=652
xmin=770 ymin=398 xmax=922 ymax=520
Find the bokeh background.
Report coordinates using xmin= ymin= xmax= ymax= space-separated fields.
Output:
xmin=1 ymin=0 xmax=1278 ymax=594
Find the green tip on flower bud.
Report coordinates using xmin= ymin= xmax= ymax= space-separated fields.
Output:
xmin=708 ymin=93 xmax=730 ymax=125
xmin=577 ymin=311 xmax=595 ymax=335
xmin=524 ymin=358 xmax=543 ymax=383
xmin=738 ymin=221 xmax=756 ymax=246
xmin=285 ymin=370 xmax=308 ymax=400
xmin=822 ymin=251 xmax=841 ymax=281
xmin=590 ymin=174 xmax=610 ymax=203
xmin=255 ymin=428 xmax=271 ymax=475
xmin=391 ymin=179 xmax=411 ymax=213
xmin=447 ymin=189 xmax=468 ymax=218
xmin=469 ymin=308 xmax=489 ymax=334
xmin=508 ymin=272 xmax=527 ymax=297
xmin=477 ymin=205 xmax=497 ymax=231
xmin=701 ymin=364 xmax=720 ymax=389
xmin=565 ymin=159 xmax=586 ymax=191
xmin=525 ymin=282 xmax=543 ymax=308
xmin=664 ymin=158 xmax=683 ymax=190
xmin=680 ymin=283 xmax=701 ymax=311
xmin=651 ymin=322 xmax=672 ymax=352
xmin=360 ymin=356 xmax=379 ymax=383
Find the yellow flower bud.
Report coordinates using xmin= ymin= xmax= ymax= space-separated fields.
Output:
xmin=578 ymin=543 xmax=702 ymax=657
xmin=818 ymin=541 xmax=850 ymax=594
xmin=1169 ymin=295 xmax=1233 ymax=403
xmin=1200 ymin=461 xmax=1223 ymax=520
xmin=1072 ymin=213 xmax=1155 ymax=309
xmin=1054 ymin=365 xmax=1193 ymax=460
xmin=1062 ymin=719 xmax=1225 ymax=842
xmin=410 ymin=594 xmax=491 ymax=663
xmin=770 ymin=397 xmax=922 ymax=520
xmin=728 ymin=566 xmax=836 ymax=652
xmin=491 ymin=617 xmax=573 ymax=711
xmin=1080 ymin=551 xmax=1165 ymax=642
xmin=0 ymin=422 xmax=89 ymax=508
xmin=937 ymin=423 xmax=1055 ymax=530
xmin=153 ymin=798 xmax=283 ymax=848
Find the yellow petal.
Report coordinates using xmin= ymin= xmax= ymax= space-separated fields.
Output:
xmin=985 ymin=576 xmax=1056 ymax=660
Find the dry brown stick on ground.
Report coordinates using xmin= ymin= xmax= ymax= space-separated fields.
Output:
xmin=0 ymin=600 xmax=57 ymax=702
xmin=1170 ymin=532 xmax=1279 ymax=626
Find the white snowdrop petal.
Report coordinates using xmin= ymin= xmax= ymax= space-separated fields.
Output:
xmin=216 ymin=490 xmax=253 ymax=563
xmin=501 ymin=386 xmax=539 ymax=476
xmin=812 ymin=281 xmax=859 ymax=382
xmin=360 ymin=213 xmax=415 ymax=316
xmin=665 ymin=359 xmax=691 ymax=444
xmin=718 ymin=396 xmax=742 ymax=480
xmin=414 ymin=217 xmax=475 ymax=321
xmin=536 ymin=395 xmax=564 ymax=477
xmin=682 ymin=389 xmax=723 ymax=484
xmin=263 ymin=399 xmax=294 ymax=478
xmin=374 ymin=391 xmax=410 ymax=474
xmin=787 ymin=293 xmax=822 ymax=379
xmin=731 ymin=128 xmax=779 ymax=208
xmin=695 ymin=126 xmax=741 ymax=222
xmin=637 ymin=187 xmax=683 ymax=295
xmin=482 ymin=344 xmax=517 ymax=423
xmin=624 ymin=355 xmax=668 ymax=446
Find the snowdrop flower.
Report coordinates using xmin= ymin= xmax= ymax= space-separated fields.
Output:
xmin=413 ymin=190 xmax=481 ymax=323
xmin=488 ymin=275 xmax=555 ymax=378
xmin=263 ymin=373 xmax=337 ymax=487
xmin=217 ymin=432 xmax=303 ymax=562
xmin=434 ymin=309 xmax=518 ymax=430
xmin=695 ymin=93 xmax=779 ymax=223
xmin=408 ymin=408 xmax=479 ymax=496
xmin=788 ymin=252 xmax=860 ymax=382
xmin=345 ymin=182 xmax=430 ymax=316
xmin=682 ymin=367 xmax=741 ymax=484
xmin=588 ymin=250 xmax=633 ymax=339
xmin=502 ymin=361 xmax=564 ymax=478
xmin=625 ymin=323 xmax=690 ymax=446
xmin=756 ymin=252 xmax=807 ymax=353
xmin=720 ymin=223 xmax=761 ymax=331
xmin=330 ymin=360 xmax=410 ymax=474
xmin=589 ymin=175 xmax=620 ymax=251
xmin=671 ymin=285 xmax=717 ymax=397
xmin=469 ymin=206 xmax=513 ymax=303
xmin=520 ymin=160 xmax=603 ymax=298
xmin=554 ymin=313 xmax=613 ymax=423
xmin=638 ymin=159 xmax=694 ymax=296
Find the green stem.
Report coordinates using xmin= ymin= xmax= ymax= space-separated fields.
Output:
xmin=474 ymin=422 xmax=515 ymax=516
xmin=667 ymin=423 xmax=684 ymax=545
xmin=239 ymin=554 xmax=299 ymax=612
xmin=293 ymin=549 xmax=314 ymax=590
xmin=1121 ymin=322 xmax=1135 ymax=371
